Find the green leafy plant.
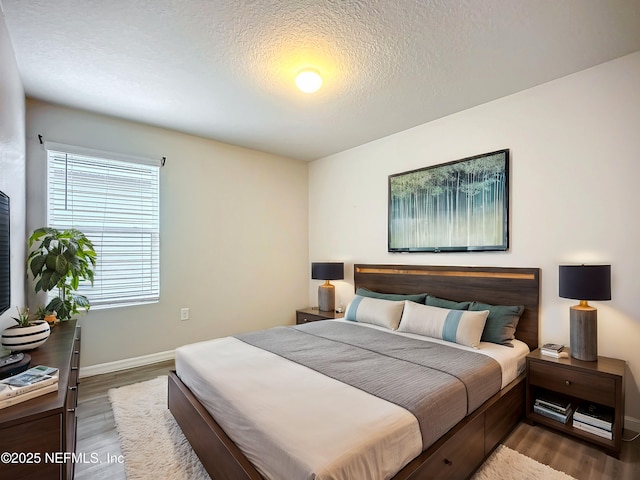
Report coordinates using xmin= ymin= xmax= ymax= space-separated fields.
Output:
xmin=27 ymin=228 xmax=97 ymax=321
xmin=11 ymin=306 xmax=31 ymax=327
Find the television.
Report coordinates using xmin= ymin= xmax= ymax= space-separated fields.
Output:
xmin=388 ymin=149 xmax=509 ymax=252
xmin=0 ymin=191 xmax=9 ymax=315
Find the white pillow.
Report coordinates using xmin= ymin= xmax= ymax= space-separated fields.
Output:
xmin=398 ymin=300 xmax=489 ymax=348
xmin=345 ymin=295 xmax=405 ymax=330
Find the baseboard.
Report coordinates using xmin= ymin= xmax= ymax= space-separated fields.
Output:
xmin=79 ymin=349 xmax=175 ymax=378
xmin=625 ymin=415 xmax=640 ymax=434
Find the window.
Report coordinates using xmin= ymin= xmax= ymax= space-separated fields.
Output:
xmin=45 ymin=142 xmax=160 ymax=308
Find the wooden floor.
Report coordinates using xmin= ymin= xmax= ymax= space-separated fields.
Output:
xmin=74 ymin=361 xmax=640 ymax=480
xmin=503 ymin=423 xmax=639 ymax=480
xmin=74 ymin=360 xmax=175 ymax=480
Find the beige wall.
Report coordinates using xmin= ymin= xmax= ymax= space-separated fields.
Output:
xmin=0 ymin=10 xmax=26 ymax=332
xmin=25 ymin=100 xmax=309 ymax=367
xmin=309 ymin=52 xmax=640 ymax=429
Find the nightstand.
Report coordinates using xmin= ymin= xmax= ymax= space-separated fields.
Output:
xmin=525 ymin=348 xmax=625 ymax=457
xmin=296 ymin=307 xmax=344 ymax=325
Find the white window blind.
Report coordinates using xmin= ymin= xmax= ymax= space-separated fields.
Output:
xmin=45 ymin=144 xmax=160 ymax=308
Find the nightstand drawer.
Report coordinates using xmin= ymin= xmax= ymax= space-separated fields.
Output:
xmin=296 ymin=311 xmax=326 ymax=324
xmin=529 ymin=361 xmax=616 ymax=407
xmin=296 ymin=308 xmax=344 ymax=325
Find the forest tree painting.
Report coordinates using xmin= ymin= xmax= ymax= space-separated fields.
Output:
xmin=388 ymin=150 xmax=509 ymax=252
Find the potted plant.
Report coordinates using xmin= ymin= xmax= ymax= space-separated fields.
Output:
xmin=35 ymin=306 xmax=58 ymax=328
xmin=27 ymin=228 xmax=97 ymax=321
xmin=1 ymin=306 xmax=51 ymax=351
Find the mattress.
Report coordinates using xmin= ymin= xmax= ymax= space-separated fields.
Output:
xmin=175 ymin=319 xmax=529 ymax=480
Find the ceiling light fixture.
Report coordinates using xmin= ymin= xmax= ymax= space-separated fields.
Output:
xmin=295 ymin=69 xmax=323 ymax=93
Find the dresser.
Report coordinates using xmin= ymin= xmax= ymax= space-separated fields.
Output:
xmin=0 ymin=320 xmax=81 ymax=479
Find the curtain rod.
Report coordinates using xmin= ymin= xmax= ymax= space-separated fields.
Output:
xmin=38 ymin=134 xmax=166 ymax=166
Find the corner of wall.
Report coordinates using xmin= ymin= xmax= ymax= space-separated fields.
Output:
xmin=0 ymin=11 xmax=27 ymax=331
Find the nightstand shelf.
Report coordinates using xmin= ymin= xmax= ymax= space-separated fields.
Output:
xmin=525 ymin=349 xmax=625 ymax=457
xmin=296 ymin=307 xmax=344 ymax=325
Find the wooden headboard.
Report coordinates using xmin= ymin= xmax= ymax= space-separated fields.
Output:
xmin=354 ymin=264 xmax=540 ymax=351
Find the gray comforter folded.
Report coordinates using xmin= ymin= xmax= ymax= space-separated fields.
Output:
xmin=235 ymin=321 xmax=501 ymax=450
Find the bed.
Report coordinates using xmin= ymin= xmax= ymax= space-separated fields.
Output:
xmin=168 ymin=264 xmax=540 ymax=480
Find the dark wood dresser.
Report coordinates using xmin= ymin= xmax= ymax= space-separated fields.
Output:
xmin=0 ymin=320 xmax=81 ymax=479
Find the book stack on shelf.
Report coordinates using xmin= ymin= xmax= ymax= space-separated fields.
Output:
xmin=533 ymin=392 xmax=573 ymax=424
xmin=573 ymin=403 xmax=614 ymax=440
xmin=0 ymin=365 xmax=58 ymax=409
xmin=540 ymin=343 xmax=566 ymax=358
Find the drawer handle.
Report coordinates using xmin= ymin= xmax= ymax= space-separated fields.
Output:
xmin=69 ymin=386 xmax=77 ymax=391
xmin=443 ymin=458 xmax=453 ymax=466
xmin=74 ymin=350 xmax=80 ymax=355
xmin=565 ymin=380 xmax=571 ymax=386
xmin=303 ymin=318 xmax=309 ymax=322
xmin=72 ymin=367 xmax=79 ymax=371
xmin=68 ymin=408 xmax=75 ymax=413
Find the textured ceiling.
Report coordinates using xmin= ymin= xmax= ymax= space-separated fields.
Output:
xmin=2 ymin=1 xmax=640 ymax=161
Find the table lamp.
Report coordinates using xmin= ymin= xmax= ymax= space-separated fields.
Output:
xmin=311 ymin=262 xmax=344 ymax=312
xmin=559 ymin=264 xmax=611 ymax=361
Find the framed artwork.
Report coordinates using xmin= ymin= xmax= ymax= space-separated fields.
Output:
xmin=388 ymin=149 xmax=509 ymax=252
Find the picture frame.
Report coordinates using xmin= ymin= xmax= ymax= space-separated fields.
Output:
xmin=388 ymin=149 xmax=509 ymax=253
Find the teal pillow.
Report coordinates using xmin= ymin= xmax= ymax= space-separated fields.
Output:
xmin=356 ymin=287 xmax=427 ymax=304
xmin=426 ymin=295 xmax=471 ymax=310
xmin=470 ymin=301 xmax=524 ymax=347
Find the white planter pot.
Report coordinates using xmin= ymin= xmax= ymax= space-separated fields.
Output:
xmin=1 ymin=321 xmax=51 ymax=351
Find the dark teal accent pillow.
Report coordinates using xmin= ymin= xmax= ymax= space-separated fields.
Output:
xmin=470 ymin=301 xmax=525 ymax=347
xmin=425 ymin=295 xmax=471 ymax=310
xmin=356 ymin=287 xmax=427 ymax=304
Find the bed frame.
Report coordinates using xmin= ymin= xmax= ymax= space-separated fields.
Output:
xmin=168 ymin=264 xmax=540 ymax=480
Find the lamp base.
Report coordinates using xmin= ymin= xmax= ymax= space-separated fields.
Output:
xmin=570 ymin=304 xmax=597 ymax=361
xmin=318 ymin=281 xmax=335 ymax=312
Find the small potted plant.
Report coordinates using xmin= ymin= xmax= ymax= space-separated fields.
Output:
xmin=35 ymin=306 xmax=58 ymax=328
xmin=1 ymin=306 xmax=51 ymax=351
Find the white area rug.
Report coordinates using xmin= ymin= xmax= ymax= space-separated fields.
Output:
xmin=108 ymin=376 xmax=210 ymax=480
xmin=471 ymin=445 xmax=577 ymax=480
xmin=109 ymin=376 xmax=577 ymax=480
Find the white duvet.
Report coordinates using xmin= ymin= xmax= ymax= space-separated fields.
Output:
xmin=175 ymin=320 xmax=529 ymax=480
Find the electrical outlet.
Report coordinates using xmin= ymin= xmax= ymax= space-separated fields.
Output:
xmin=180 ymin=308 xmax=190 ymax=321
